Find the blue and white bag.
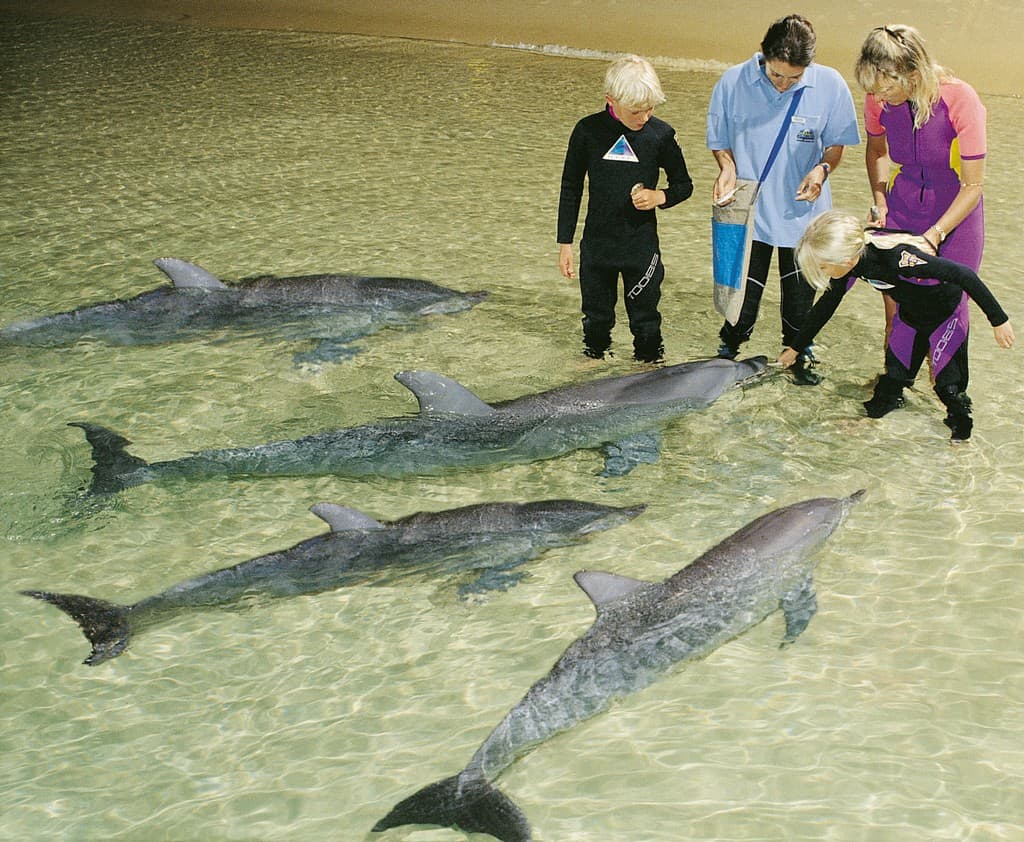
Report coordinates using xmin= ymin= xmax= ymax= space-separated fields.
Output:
xmin=711 ymin=179 xmax=759 ymax=325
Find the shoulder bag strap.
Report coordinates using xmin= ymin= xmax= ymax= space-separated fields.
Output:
xmin=758 ymin=86 xmax=805 ymax=183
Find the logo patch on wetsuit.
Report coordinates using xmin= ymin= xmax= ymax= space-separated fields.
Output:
xmin=898 ymin=249 xmax=927 ymax=269
xmin=604 ymin=135 xmax=639 ymax=162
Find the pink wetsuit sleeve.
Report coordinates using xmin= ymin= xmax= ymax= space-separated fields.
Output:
xmin=863 ymin=94 xmax=884 ymax=136
xmin=943 ymin=80 xmax=987 ymax=159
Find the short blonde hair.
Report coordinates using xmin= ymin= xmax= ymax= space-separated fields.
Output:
xmin=796 ymin=210 xmax=868 ymax=291
xmin=604 ymin=55 xmax=665 ymax=109
xmin=854 ymin=25 xmax=949 ymax=129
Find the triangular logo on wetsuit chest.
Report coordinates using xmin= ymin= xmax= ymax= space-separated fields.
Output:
xmin=604 ymin=135 xmax=639 ymax=162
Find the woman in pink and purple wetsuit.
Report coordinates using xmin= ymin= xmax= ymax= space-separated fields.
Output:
xmin=854 ymin=25 xmax=986 ymax=408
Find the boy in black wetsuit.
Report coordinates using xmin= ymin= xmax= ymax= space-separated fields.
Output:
xmin=557 ymin=55 xmax=693 ymax=362
xmin=779 ymin=210 xmax=1015 ymax=440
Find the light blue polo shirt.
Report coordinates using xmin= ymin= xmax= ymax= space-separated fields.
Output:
xmin=707 ymin=53 xmax=860 ymax=247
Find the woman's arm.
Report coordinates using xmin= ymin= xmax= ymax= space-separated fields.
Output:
xmin=923 ymin=157 xmax=985 ymax=250
xmin=865 ymin=133 xmax=891 ymax=225
xmin=711 ymin=148 xmax=737 ymax=204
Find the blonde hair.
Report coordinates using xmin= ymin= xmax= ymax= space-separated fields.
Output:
xmin=796 ymin=211 xmax=868 ymax=291
xmin=797 ymin=210 xmax=936 ymax=290
xmin=854 ymin=25 xmax=951 ymax=129
xmin=604 ymin=55 xmax=666 ymax=109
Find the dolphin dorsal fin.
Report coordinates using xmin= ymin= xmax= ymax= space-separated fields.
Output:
xmin=574 ymin=570 xmax=649 ymax=608
xmin=310 ymin=502 xmax=383 ymax=532
xmin=394 ymin=370 xmax=494 ymax=417
xmin=153 ymin=257 xmax=228 ymax=289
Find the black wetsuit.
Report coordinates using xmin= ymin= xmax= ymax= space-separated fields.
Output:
xmin=789 ymin=241 xmax=1009 ymax=421
xmin=558 ymin=106 xmax=693 ymax=358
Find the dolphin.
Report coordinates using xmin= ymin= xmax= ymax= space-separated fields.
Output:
xmin=0 ymin=258 xmax=487 ymax=362
xmin=69 ymin=356 xmax=767 ymax=494
xmin=372 ymin=490 xmax=865 ymax=842
xmin=20 ymin=498 xmax=645 ymax=666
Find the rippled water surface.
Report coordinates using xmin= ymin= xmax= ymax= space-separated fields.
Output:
xmin=2 ymin=14 xmax=1022 ymax=841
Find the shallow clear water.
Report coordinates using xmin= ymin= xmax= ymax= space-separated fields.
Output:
xmin=2 ymin=14 xmax=1022 ymax=842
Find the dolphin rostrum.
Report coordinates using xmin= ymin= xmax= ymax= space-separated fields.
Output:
xmin=0 ymin=258 xmax=487 ymax=362
xmin=69 ymin=356 xmax=767 ymax=494
xmin=21 ymin=499 xmax=645 ymax=666
xmin=372 ymin=490 xmax=865 ymax=842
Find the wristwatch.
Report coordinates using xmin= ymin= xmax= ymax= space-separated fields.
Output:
xmin=818 ymin=161 xmax=832 ymax=178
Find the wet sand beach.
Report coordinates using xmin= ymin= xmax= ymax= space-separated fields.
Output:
xmin=3 ymin=0 xmax=1021 ymax=97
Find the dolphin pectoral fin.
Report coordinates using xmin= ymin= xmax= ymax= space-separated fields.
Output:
xmin=394 ymin=370 xmax=494 ymax=417
xmin=373 ymin=774 xmax=531 ymax=842
xmin=153 ymin=257 xmax=228 ymax=289
xmin=68 ymin=422 xmax=149 ymax=494
xmin=574 ymin=570 xmax=650 ymax=609
xmin=458 ymin=568 xmax=529 ymax=598
xmin=780 ymin=574 xmax=818 ymax=646
xmin=310 ymin=502 xmax=384 ymax=532
xmin=292 ymin=338 xmax=361 ymax=366
xmin=21 ymin=590 xmax=131 ymax=665
xmin=599 ymin=431 xmax=662 ymax=477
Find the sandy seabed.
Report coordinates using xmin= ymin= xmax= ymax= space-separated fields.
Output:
xmin=2 ymin=0 xmax=1021 ymax=98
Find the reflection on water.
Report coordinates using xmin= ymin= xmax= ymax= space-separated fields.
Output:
xmin=2 ymin=14 xmax=1023 ymax=841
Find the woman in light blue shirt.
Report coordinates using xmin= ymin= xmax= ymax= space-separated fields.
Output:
xmin=707 ymin=14 xmax=860 ymax=384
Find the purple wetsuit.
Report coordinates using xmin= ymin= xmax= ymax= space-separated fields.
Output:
xmin=790 ymin=238 xmax=1009 ymax=397
xmin=865 ymin=80 xmax=987 ymax=365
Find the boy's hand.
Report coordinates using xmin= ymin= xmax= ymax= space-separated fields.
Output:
xmin=777 ymin=348 xmax=799 ymax=368
xmin=994 ymin=320 xmax=1015 ymax=349
xmin=558 ymin=243 xmax=576 ymax=279
xmin=632 ymin=187 xmax=664 ymax=211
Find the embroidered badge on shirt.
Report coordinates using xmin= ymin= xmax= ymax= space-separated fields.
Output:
xmin=898 ymin=249 xmax=928 ymax=269
xmin=604 ymin=135 xmax=639 ymax=162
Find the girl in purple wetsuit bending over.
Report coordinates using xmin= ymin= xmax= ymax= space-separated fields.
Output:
xmin=778 ymin=211 xmax=1014 ymax=441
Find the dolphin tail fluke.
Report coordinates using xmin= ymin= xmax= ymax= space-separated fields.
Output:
xmin=68 ymin=422 xmax=149 ymax=493
xmin=372 ymin=774 xmax=531 ymax=842
xmin=21 ymin=590 xmax=131 ymax=665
